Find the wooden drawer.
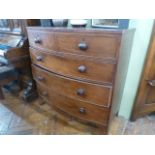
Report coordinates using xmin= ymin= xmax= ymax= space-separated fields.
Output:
xmin=32 ymin=64 xmax=113 ymax=107
xmin=56 ymin=32 xmax=121 ymax=59
xmin=30 ymin=48 xmax=116 ymax=84
xmin=28 ymin=29 xmax=57 ymax=52
xmin=37 ymin=82 xmax=110 ymax=126
xmin=27 ymin=28 xmax=121 ymax=59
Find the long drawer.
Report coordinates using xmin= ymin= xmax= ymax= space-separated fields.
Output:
xmin=37 ymin=82 xmax=110 ymax=126
xmin=30 ymin=48 xmax=116 ymax=84
xmin=32 ymin=64 xmax=113 ymax=107
xmin=27 ymin=28 xmax=121 ymax=59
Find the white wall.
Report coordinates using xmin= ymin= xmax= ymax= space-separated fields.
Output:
xmin=118 ymin=19 xmax=154 ymax=119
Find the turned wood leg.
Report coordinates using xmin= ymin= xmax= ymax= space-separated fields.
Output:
xmin=0 ymin=86 xmax=4 ymax=99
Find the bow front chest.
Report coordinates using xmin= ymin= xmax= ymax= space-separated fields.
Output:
xmin=27 ymin=27 xmax=134 ymax=134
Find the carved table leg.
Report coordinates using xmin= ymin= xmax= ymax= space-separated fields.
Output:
xmin=0 ymin=86 xmax=4 ymax=99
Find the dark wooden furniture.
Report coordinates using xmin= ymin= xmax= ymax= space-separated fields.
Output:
xmin=132 ymin=22 xmax=155 ymax=120
xmin=0 ymin=19 xmax=40 ymax=100
xmin=27 ymin=27 xmax=134 ymax=134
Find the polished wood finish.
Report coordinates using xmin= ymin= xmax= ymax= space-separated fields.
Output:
xmin=37 ymin=82 xmax=110 ymax=126
xmin=30 ymin=48 xmax=116 ymax=84
xmin=132 ymin=22 xmax=155 ymax=120
xmin=27 ymin=27 xmax=121 ymax=59
xmin=32 ymin=64 xmax=113 ymax=107
xmin=27 ymin=27 xmax=133 ymax=134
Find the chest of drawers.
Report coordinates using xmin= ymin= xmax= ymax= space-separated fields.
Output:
xmin=27 ymin=27 xmax=134 ymax=134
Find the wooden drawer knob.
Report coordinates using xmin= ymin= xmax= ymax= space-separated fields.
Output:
xmin=36 ymin=55 xmax=43 ymax=61
xmin=78 ymin=42 xmax=88 ymax=50
xmin=36 ymin=76 xmax=44 ymax=81
xmin=79 ymin=108 xmax=86 ymax=114
xmin=78 ymin=65 xmax=87 ymax=73
xmin=147 ymin=80 xmax=155 ymax=86
xmin=76 ymin=88 xmax=85 ymax=96
xmin=34 ymin=38 xmax=41 ymax=44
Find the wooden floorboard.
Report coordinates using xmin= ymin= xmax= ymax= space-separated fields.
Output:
xmin=0 ymin=89 xmax=155 ymax=135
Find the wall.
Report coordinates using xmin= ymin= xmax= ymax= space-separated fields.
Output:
xmin=111 ymin=28 xmax=135 ymax=121
xmin=118 ymin=19 xmax=154 ymax=119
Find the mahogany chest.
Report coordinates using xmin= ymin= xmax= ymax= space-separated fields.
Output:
xmin=27 ymin=27 xmax=134 ymax=134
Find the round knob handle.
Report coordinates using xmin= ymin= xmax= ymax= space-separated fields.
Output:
xmin=79 ymin=108 xmax=86 ymax=114
xmin=78 ymin=65 xmax=87 ymax=73
xmin=147 ymin=80 xmax=155 ymax=86
xmin=36 ymin=55 xmax=43 ymax=61
xmin=76 ymin=88 xmax=85 ymax=96
xmin=78 ymin=42 xmax=88 ymax=50
xmin=36 ymin=76 xmax=44 ymax=81
xmin=34 ymin=38 xmax=41 ymax=44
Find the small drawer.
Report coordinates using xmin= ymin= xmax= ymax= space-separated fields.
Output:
xmin=36 ymin=83 xmax=110 ymax=126
xmin=27 ymin=28 xmax=122 ymax=59
xmin=32 ymin=64 xmax=113 ymax=107
xmin=27 ymin=29 xmax=57 ymax=52
xmin=30 ymin=48 xmax=116 ymax=84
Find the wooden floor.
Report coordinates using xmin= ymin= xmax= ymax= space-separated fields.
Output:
xmin=0 ymin=89 xmax=155 ymax=135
